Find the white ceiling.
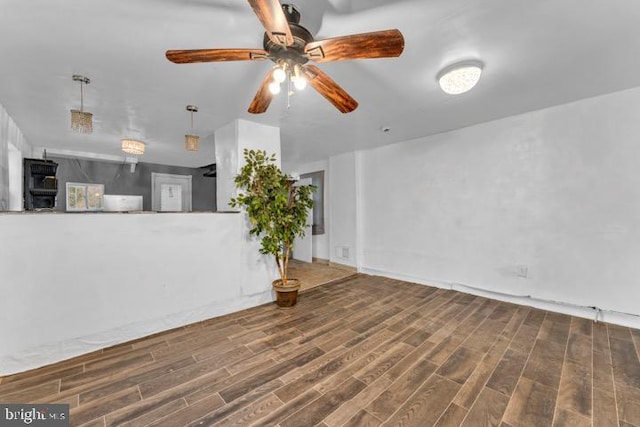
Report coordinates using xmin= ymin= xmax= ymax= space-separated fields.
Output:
xmin=1 ymin=0 xmax=640 ymax=167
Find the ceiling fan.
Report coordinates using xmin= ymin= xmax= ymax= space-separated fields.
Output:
xmin=166 ymin=0 xmax=405 ymax=114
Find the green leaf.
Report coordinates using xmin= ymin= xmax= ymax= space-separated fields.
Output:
xmin=231 ymin=149 xmax=316 ymax=283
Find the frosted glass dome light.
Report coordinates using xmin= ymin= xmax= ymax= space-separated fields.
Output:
xmin=437 ymin=61 xmax=483 ymax=95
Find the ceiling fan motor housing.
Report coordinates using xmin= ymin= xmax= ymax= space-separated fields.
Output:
xmin=281 ymin=3 xmax=301 ymax=24
xmin=263 ymin=4 xmax=314 ymax=66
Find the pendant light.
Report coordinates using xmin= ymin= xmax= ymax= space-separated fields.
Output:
xmin=70 ymin=75 xmax=93 ymax=133
xmin=121 ymin=139 xmax=145 ymax=155
xmin=185 ymin=105 xmax=199 ymax=152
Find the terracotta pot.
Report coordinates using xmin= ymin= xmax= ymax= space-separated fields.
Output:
xmin=272 ymin=279 xmax=301 ymax=308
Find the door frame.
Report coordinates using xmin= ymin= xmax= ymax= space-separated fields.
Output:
xmin=292 ymin=178 xmax=313 ymax=263
xmin=151 ymin=172 xmax=192 ymax=212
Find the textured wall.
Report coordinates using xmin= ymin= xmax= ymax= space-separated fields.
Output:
xmin=329 ymin=152 xmax=358 ymax=267
xmin=358 ymin=86 xmax=640 ymax=323
xmin=0 ymin=212 xmax=275 ymax=375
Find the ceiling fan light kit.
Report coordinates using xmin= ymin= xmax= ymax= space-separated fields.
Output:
xmin=272 ymin=64 xmax=287 ymax=83
xmin=269 ymin=61 xmax=307 ymax=97
xmin=268 ymin=80 xmax=282 ymax=95
xmin=292 ymin=63 xmax=307 ymax=90
xmin=185 ymin=105 xmax=200 ymax=152
xmin=438 ymin=60 xmax=484 ymax=95
xmin=165 ymin=0 xmax=405 ymax=114
xmin=70 ymin=74 xmax=93 ymax=134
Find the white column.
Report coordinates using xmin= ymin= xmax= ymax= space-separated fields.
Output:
xmin=214 ymin=119 xmax=281 ymax=295
xmin=215 ymin=119 xmax=281 ymax=212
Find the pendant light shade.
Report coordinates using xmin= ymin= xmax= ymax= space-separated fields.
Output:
xmin=185 ymin=134 xmax=199 ymax=151
xmin=70 ymin=109 xmax=93 ymax=133
xmin=121 ymin=139 xmax=145 ymax=155
xmin=185 ymin=105 xmax=199 ymax=152
xmin=70 ymin=75 xmax=93 ymax=133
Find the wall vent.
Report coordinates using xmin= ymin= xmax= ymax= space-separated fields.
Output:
xmin=335 ymin=246 xmax=350 ymax=259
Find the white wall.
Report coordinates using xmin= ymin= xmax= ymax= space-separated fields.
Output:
xmin=0 ymin=212 xmax=275 ymax=376
xmin=283 ymin=159 xmax=330 ymax=261
xmin=215 ymin=119 xmax=281 ymax=212
xmin=329 ymin=152 xmax=358 ymax=267
xmin=7 ymin=143 xmax=22 ymax=211
xmin=214 ymin=119 xmax=282 ymax=295
xmin=0 ymin=102 xmax=32 ymax=210
xmin=358 ymin=86 xmax=640 ymax=327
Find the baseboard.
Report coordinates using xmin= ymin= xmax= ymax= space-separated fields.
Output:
xmin=312 ymin=257 xmax=329 ymax=265
xmin=360 ymin=266 xmax=640 ymax=330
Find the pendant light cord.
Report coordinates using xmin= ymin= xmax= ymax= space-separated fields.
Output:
xmin=80 ymin=81 xmax=84 ymax=113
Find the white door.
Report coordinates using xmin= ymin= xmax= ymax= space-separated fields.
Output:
xmin=292 ymin=178 xmax=313 ymax=263
xmin=151 ymin=173 xmax=192 ymax=212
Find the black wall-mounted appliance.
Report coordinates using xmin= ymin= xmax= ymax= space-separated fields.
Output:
xmin=24 ymin=158 xmax=58 ymax=210
xmin=200 ymin=163 xmax=216 ymax=178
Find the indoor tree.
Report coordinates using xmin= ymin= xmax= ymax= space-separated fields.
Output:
xmin=230 ymin=149 xmax=315 ymax=290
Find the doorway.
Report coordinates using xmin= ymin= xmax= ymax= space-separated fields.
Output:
xmin=292 ymin=177 xmax=313 ymax=263
xmin=151 ymin=173 xmax=192 ymax=212
xmin=299 ymin=170 xmax=325 ymax=262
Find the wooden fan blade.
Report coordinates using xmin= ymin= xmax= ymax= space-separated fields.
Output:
xmin=305 ymin=29 xmax=404 ymax=63
xmin=303 ymin=65 xmax=358 ymax=113
xmin=248 ymin=69 xmax=275 ymax=114
xmin=247 ymin=0 xmax=294 ymax=46
xmin=166 ymin=49 xmax=268 ymax=64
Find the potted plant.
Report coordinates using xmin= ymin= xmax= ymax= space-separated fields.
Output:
xmin=230 ymin=149 xmax=315 ymax=307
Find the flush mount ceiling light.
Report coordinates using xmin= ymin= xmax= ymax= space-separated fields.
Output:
xmin=121 ymin=139 xmax=145 ymax=155
xmin=185 ymin=105 xmax=199 ymax=152
xmin=437 ymin=61 xmax=483 ymax=95
xmin=70 ymin=75 xmax=93 ymax=133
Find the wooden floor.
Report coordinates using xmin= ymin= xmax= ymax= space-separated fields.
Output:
xmin=1 ymin=275 xmax=639 ymax=427
xmin=288 ymin=259 xmax=357 ymax=292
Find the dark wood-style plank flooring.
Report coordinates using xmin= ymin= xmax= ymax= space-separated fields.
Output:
xmin=1 ymin=275 xmax=640 ymax=426
xmin=288 ymin=259 xmax=357 ymax=291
